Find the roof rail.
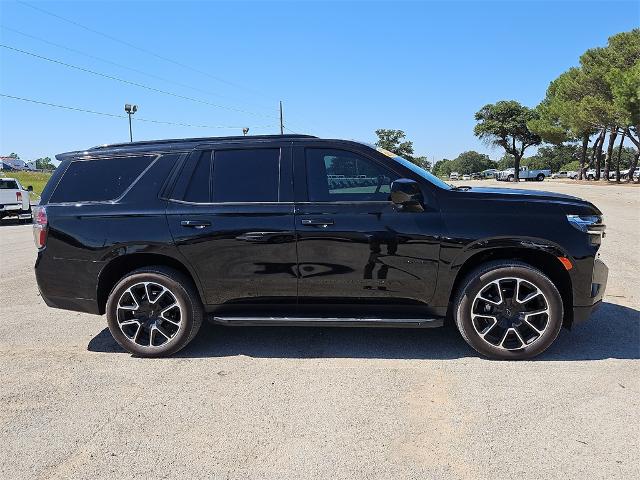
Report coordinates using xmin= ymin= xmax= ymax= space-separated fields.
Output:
xmin=89 ymin=134 xmax=317 ymax=150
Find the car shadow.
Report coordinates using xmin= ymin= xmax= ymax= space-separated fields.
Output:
xmin=87 ymin=302 xmax=640 ymax=361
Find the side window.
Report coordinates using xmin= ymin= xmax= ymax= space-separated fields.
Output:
xmin=305 ymin=148 xmax=398 ymax=202
xmin=50 ymin=155 xmax=154 ymax=203
xmin=212 ymin=148 xmax=280 ymax=202
xmin=183 ymin=151 xmax=212 ymax=203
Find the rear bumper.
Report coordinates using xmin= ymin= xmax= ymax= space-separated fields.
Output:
xmin=572 ymin=258 xmax=608 ymax=326
xmin=35 ymin=251 xmax=103 ymax=315
xmin=39 ymin=291 xmax=101 ymax=315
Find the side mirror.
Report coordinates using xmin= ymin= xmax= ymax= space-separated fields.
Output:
xmin=390 ymin=179 xmax=424 ymax=212
xmin=27 ymin=185 xmax=33 ymax=192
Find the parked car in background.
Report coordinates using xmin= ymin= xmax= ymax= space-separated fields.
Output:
xmin=0 ymin=177 xmax=33 ymax=222
xmin=34 ymin=134 xmax=608 ymax=360
xmin=482 ymin=168 xmax=498 ymax=179
xmin=449 ymin=172 xmax=460 ymax=180
xmin=496 ymin=166 xmax=551 ymax=182
xmin=552 ymin=171 xmax=578 ymax=179
xmin=471 ymin=172 xmax=482 ymax=180
xmin=462 ymin=174 xmax=471 ymax=180
xmin=585 ymin=169 xmax=605 ymax=180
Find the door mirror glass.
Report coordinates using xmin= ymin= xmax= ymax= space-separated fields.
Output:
xmin=390 ymin=179 xmax=424 ymax=212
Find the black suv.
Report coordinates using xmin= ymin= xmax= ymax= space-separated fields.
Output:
xmin=34 ymin=135 xmax=608 ymax=359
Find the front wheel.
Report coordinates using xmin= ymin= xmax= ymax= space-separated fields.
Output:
xmin=536 ymin=174 xmax=545 ymax=181
xmin=507 ymin=175 xmax=515 ymax=182
xmin=453 ymin=261 xmax=563 ymax=360
xmin=106 ymin=266 xmax=204 ymax=357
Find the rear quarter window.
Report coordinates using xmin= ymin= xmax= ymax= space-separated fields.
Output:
xmin=0 ymin=180 xmax=19 ymax=189
xmin=50 ymin=155 xmax=155 ymax=203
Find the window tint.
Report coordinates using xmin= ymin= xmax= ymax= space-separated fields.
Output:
xmin=183 ymin=151 xmax=211 ymax=203
xmin=305 ymin=148 xmax=398 ymax=202
xmin=50 ymin=155 xmax=154 ymax=203
xmin=0 ymin=180 xmax=18 ymax=190
xmin=212 ymin=149 xmax=280 ymax=202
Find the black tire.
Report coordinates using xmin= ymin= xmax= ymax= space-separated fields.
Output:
xmin=106 ymin=266 xmax=204 ymax=357
xmin=536 ymin=174 xmax=545 ymax=181
xmin=453 ymin=260 xmax=563 ymax=360
xmin=507 ymin=175 xmax=515 ymax=182
xmin=588 ymin=174 xmax=595 ymax=180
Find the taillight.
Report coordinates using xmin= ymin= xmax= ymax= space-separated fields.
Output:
xmin=16 ymin=191 xmax=22 ymax=202
xmin=32 ymin=206 xmax=48 ymax=249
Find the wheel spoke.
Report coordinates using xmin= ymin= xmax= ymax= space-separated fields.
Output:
xmin=524 ymin=308 xmax=549 ymax=318
xmin=478 ymin=281 xmax=503 ymax=305
xmin=511 ymin=327 xmax=527 ymax=348
xmin=524 ymin=318 xmax=543 ymax=334
xmin=118 ymin=287 xmax=140 ymax=311
xmin=155 ymin=325 xmax=172 ymax=341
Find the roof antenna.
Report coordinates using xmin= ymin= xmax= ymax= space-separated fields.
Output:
xmin=279 ymin=100 xmax=284 ymax=135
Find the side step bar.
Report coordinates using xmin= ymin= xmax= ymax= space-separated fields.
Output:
xmin=210 ymin=316 xmax=444 ymax=328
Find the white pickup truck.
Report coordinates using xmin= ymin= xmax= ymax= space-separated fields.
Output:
xmin=0 ymin=177 xmax=33 ymax=222
xmin=496 ymin=166 xmax=551 ymax=182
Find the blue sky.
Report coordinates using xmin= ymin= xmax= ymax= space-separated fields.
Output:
xmin=0 ymin=0 xmax=637 ymax=163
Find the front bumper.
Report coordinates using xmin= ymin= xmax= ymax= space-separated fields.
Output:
xmin=572 ymin=258 xmax=608 ymax=326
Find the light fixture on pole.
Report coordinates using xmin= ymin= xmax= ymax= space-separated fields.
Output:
xmin=124 ymin=104 xmax=138 ymax=142
xmin=242 ymin=127 xmax=249 ymax=136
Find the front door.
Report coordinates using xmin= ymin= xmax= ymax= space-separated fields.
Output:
xmin=294 ymin=144 xmax=442 ymax=318
xmin=166 ymin=144 xmax=298 ymax=315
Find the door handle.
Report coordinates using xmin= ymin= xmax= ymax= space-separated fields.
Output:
xmin=181 ymin=220 xmax=211 ymax=229
xmin=301 ymin=218 xmax=334 ymax=227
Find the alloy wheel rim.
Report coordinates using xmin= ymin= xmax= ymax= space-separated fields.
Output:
xmin=471 ymin=277 xmax=550 ymax=351
xmin=116 ymin=281 xmax=182 ymax=348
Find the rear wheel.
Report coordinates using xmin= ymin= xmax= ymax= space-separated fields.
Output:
xmin=536 ymin=174 xmax=545 ymax=181
xmin=453 ymin=261 xmax=563 ymax=360
xmin=106 ymin=266 xmax=203 ymax=357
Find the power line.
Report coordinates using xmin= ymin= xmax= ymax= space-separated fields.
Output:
xmin=17 ymin=0 xmax=278 ymax=102
xmin=0 ymin=93 xmax=275 ymax=130
xmin=0 ymin=25 xmax=267 ymax=108
xmin=1 ymin=43 xmax=278 ymax=119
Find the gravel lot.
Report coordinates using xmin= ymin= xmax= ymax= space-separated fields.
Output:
xmin=1 ymin=180 xmax=638 ymax=480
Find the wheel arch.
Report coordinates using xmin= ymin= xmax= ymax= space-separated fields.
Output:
xmin=96 ymin=252 xmax=203 ymax=315
xmin=448 ymin=246 xmax=574 ymax=328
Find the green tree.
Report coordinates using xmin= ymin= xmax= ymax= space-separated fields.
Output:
xmin=474 ymin=101 xmax=541 ymax=181
xmin=560 ymin=160 xmax=581 ymax=172
xmin=432 ymin=159 xmax=454 ymax=178
xmin=496 ymin=153 xmax=515 ymax=170
xmin=374 ymin=129 xmax=415 ymax=161
xmin=8 ymin=152 xmax=19 ymax=159
xmin=452 ymin=151 xmax=495 ymax=174
xmin=35 ymin=157 xmax=55 ymax=170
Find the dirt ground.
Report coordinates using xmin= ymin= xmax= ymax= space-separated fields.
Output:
xmin=0 ymin=179 xmax=638 ymax=480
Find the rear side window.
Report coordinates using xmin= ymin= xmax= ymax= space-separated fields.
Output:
xmin=0 ymin=180 xmax=18 ymax=189
xmin=50 ymin=155 xmax=154 ymax=203
xmin=212 ymin=149 xmax=280 ymax=202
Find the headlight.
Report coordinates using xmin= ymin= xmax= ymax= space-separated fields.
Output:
xmin=566 ymin=214 xmax=605 ymax=235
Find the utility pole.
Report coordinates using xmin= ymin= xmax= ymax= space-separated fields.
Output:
xmin=279 ymin=100 xmax=284 ymax=135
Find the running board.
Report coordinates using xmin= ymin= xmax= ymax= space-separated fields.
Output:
xmin=210 ymin=316 xmax=444 ymax=328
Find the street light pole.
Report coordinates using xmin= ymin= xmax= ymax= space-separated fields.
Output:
xmin=124 ymin=104 xmax=138 ymax=142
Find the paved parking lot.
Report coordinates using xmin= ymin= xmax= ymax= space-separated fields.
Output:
xmin=1 ymin=180 xmax=638 ymax=479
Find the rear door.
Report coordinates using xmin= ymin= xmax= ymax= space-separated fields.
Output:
xmin=166 ymin=142 xmax=297 ymax=315
xmin=293 ymin=142 xmax=442 ymax=318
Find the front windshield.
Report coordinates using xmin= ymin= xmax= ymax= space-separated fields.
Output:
xmin=373 ymin=146 xmax=452 ymax=190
